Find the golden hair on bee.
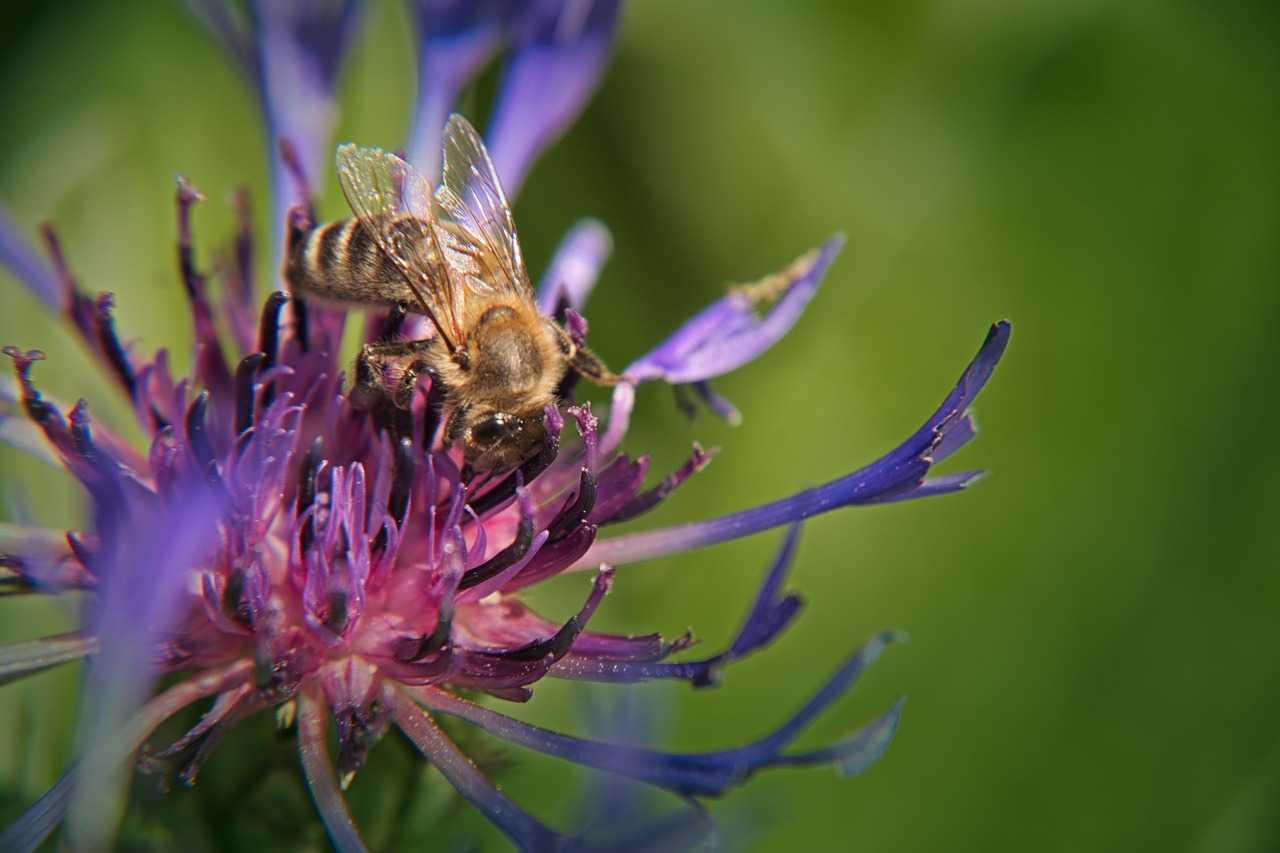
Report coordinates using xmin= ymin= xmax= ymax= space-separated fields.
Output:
xmin=285 ymin=114 xmax=615 ymax=472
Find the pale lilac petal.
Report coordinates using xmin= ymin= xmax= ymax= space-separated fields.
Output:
xmin=624 ymin=237 xmax=841 ymax=385
xmin=536 ymin=218 xmax=613 ymax=315
xmin=0 ymin=202 xmax=60 ymax=310
xmin=487 ymin=0 xmax=623 ymax=195
xmin=0 ymin=633 xmax=99 ymax=687
xmin=406 ymin=0 xmax=506 ymax=179
xmin=297 ymin=687 xmax=368 ymax=853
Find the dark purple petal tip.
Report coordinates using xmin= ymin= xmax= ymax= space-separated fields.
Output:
xmin=412 ymin=630 xmax=903 ymax=802
xmin=552 ymin=524 xmax=805 ymax=686
xmin=581 ymin=321 xmax=1011 ymax=569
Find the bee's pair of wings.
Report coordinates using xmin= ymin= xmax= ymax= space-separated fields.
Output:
xmin=335 ymin=114 xmax=529 ymax=352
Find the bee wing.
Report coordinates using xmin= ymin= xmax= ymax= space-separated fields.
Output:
xmin=334 ymin=143 xmax=466 ymax=350
xmin=434 ymin=114 xmax=534 ymax=303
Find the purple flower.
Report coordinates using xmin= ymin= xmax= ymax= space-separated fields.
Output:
xmin=0 ymin=2 xmax=1010 ymax=850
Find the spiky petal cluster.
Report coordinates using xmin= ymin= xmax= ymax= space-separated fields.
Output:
xmin=0 ymin=1 xmax=1010 ymax=850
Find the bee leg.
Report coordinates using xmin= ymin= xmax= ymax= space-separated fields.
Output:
xmin=393 ymin=358 xmax=439 ymax=410
xmin=551 ymin=322 xmax=622 ymax=386
xmin=349 ymin=339 xmax=435 ymax=411
xmin=569 ymin=344 xmax=622 ymax=386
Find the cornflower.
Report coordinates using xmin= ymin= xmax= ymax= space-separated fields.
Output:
xmin=0 ymin=1 xmax=1010 ymax=849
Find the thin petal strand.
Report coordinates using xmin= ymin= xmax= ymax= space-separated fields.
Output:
xmin=0 ymin=632 xmax=99 ymax=687
xmin=409 ymin=631 xmax=902 ymax=799
xmin=387 ymin=685 xmax=568 ymax=852
xmin=552 ymin=525 xmax=804 ymax=685
xmin=581 ymin=322 xmax=1011 ymax=569
xmin=297 ymin=687 xmax=369 ymax=853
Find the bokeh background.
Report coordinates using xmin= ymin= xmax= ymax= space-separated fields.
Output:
xmin=2 ymin=0 xmax=1278 ymax=850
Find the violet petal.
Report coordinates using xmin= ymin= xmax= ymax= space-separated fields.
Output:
xmin=411 ymin=630 xmax=901 ymax=798
xmin=406 ymin=0 xmax=506 ymax=179
xmin=0 ymin=202 xmax=60 ymax=310
xmin=387 ymin=685 xmax=568 ymax=851
xmin=579 ymin=321 xmax=1011 ymax=569
xmin=486 ymin=0 xmax=623 ymax=196
xmin=297 ymin=687 xmax=368 ymax=853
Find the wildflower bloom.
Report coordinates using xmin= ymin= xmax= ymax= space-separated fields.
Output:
xmin=0 ymin=1 xmax=1010 ymax=850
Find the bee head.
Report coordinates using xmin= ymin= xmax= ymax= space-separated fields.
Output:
xmin=457 ymin=409 xmax=547 ymax=472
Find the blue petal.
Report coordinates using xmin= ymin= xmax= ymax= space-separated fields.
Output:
xmin=413 ymin=631 xmax=902 ymax=798
xmin=583 ymin=321 xmax=1011 ymax=568
xmin=552 ymin=525 xmax=805 ymax=686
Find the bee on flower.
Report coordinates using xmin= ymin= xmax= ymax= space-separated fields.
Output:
xmin=0 ymin=1 xmax=1009 ymax=850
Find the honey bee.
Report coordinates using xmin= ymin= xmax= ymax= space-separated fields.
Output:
xmin=284 ymin=114 xmax=615 ymax=472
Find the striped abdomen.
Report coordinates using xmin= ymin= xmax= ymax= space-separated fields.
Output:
xmin=284 ymin=217 xmax=434 ymax=309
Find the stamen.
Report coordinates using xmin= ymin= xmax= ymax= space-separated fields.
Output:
xmin=545 ymin=467 xmax=597 ymax=543
xmin=184 ymin=391 xmax=218 ymax=479
xmin=233 ymin=352 xmax=266 ymax=436
xmin=459 ymin=499 xmax=536 ymax=591
xmin=298 ymin=437 xmax=323 ymax=554
xmin=92 ymin=294 xmax=137 ymax=402
xmin=257 ymin=290 xmax=289 ymax=367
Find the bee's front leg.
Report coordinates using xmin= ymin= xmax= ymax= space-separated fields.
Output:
xmin=349 ymin=339 xmax=437 ymax=411
xmin=550 ymin=321 xmax=622 ymax=386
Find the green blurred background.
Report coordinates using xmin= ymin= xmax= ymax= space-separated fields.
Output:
xmin=2 ymin=0 xmax=1278 ymax=850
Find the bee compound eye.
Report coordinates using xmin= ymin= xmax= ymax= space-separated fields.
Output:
xmin=469 ymin=413 xmax=522 ymax=447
